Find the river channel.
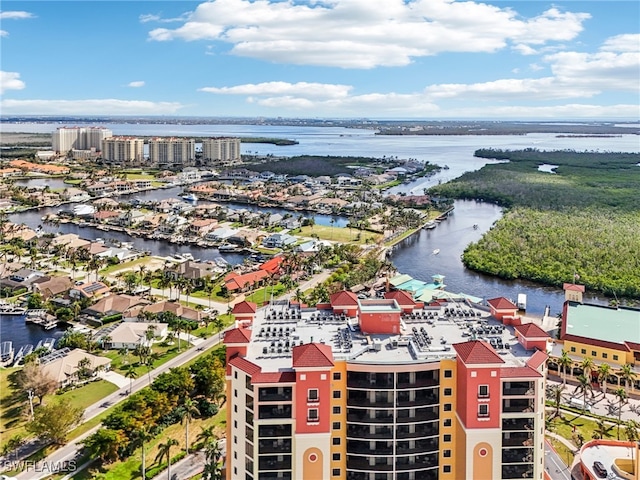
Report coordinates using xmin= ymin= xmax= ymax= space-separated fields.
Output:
xmin=2 ymin=123 xmax=638 ymax=348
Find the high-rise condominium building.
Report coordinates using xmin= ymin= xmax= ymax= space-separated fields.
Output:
xmin=201 ymin=137 xmax=241 ymax=167
xmin=52 ymin=127 xmax=113 ymax=153
xmin=223 ymin=291 xmax=548 ymax=480
xmin=101 ymin=137 xmax=144 ymax=166
xmin=148 ymin=137 xmax=195 ymax=170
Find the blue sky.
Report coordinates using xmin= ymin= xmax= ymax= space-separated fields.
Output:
xmin=1 ymin=0 xmax=638 ymax=119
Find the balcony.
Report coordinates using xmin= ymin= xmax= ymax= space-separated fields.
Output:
xmin=396 ymin=407 xmax=438 ymax=424
xmin=396 ymin=422 xmax=439 ymax=439
xmin=347 ymin=456 xmax=393 ymax=471
xmin=258 ymin=474 xmax=291 ymax=480
xmin=502 ymin=399 xmax=535 ymax=413
xmin=258 ymin=405 xmax=292 ymax=420
xmin=503 ymin=381 xmax=535 ymax=397
xmin=396 ymin=438 xmax=439 ymax=455
xmin=347 ymin=372 xmax=395 ymax=390
xmin=347 ymin=425 xmax=393 ymax=439
xmin=395 ymin=453 xmax=439 ymax=471
xmin=396 ymin=391 xmax=439 ymax=407
xmin=502 ymin=464 xmax=534 ymax=479
xmin=502 ymin=447 xmax=533 ymax=464
xmin=347 ymin=440 xmax=394 ymax=456
xmin=397 ymin=470 xmax=438 ymax=480
xmin=502 ymin=431 xmax=534 ymax=447
xmin=258 ymin=439 xmax=292 ymax=454
xmin=396 ymin=371 xmax=439 ymax=389
xmin=258 ymin=424 xmax=291 ymax=438
xmin=347 ymin=391 xmax=394 ymax=408
xmin=502 ymin=418 xmax=534 ymax=431
xmin=258 ymin=455 xmax=292 ymax=471
xmin=258 ymin=387 xmax=293 ymax=402
xmin=347 ymin=408 xmax=394 ymax=424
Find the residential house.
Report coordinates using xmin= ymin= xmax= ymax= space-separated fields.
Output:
xmin=69 ymin=281 xmax=111 ymax=300
xmin=106 ymin=322 xmax=169 ymax=350
xmin=31 ymin=276 xmax=74 ymax=299
xmin=205 ymin=227 xmax=239 ymax=242
xmin=86 ymin=182 xmax=112 ymax=196
xmin=141 ymin=301 xmax=202 ymax=324
xmin=224 ymin=270 xmax=269 ymax=292
xmin=0 ymin=268 xmax=45 ymax=292
xmin=61 ymin=187 xmax=91 ymax=202
xmin=262 ymin=232 xmax=297 ymax=249
xmin=93 ymin=210 xmax=120 ymax=223
xmin=130 ymin=179 xmax=152 ymax=189
xmin=167 ymin=260 xmax=221 ymax=284
xmin=40 ymin=348 xmax=111 ymax=387
xmin=118 ymin=209 xmax=147 ymax=227
xmin=82 ymin=294 xmax=149 ymax=318
xmin=187 ymin=218 xmax=217 ymax=237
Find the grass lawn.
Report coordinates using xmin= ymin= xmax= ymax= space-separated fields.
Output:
xmin=384 ymin=226 xmax=421 ymax=247
xmin=57 ymin=380 xmax=119 ymax=410
xmin=244 ymin=284 xmax=286 ymax=304
xmin=299 ymin=225 xmax=381 ymax=244
xmin=124 ymin=173 xmax=155 ymax=181
xmin=81 ymin=406 xmax=227 ymax=480
xmin=100 ymin=257 xmax=159 ymax=275
xmin=102 ymin=343 xmax=191 ymax=376
xmin=547 ymin=437 xmax=575 ymax=467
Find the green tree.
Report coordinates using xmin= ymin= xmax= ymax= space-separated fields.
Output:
xmin=597 ymin=363 xmax=612 ymax=396
xmin=136 ymin=426 xmax=153 ymax=480
xmin=27 ymin=399 xmax=83 ymax=445
xmin=618 ymin=363 xmax=637 ymax=396
xmin=124 ymin=364 xmax=138 ymax=395
xmin=180 ymin=397 xmax=200 ymax=454
xmin=155 ymin=438 xmax=179 ymax=480
xmin=557 ymin=350 xmax=573 ymax=386
xmin=614 ymin=387 xmax=627 ymax=440
xmin=547 ymin=385 xmax=564 ymax=419
xmin=574 ymin=374 xmax=593 ymax=412
xmin=81 ymin=428 xmax=127 ymax=463
xmin=202 ymin=438 xmax=223 ymax=480
xmin=16 ymin=363 xmax=57 ymax=405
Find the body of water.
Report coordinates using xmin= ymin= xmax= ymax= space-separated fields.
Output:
xmin=0 ymin=315 xmax=66 ymax=360
xmin=2 ymin=123 xmax=637 ymax=347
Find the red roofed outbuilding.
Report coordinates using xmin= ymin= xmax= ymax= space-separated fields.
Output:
xmin=224 ymin=270 xmax=268 ymax=292
xmin=514 ymin=323 xmax=551 ymax=352
xmin=232 ymin=300 xmax=258 ymax=327
xmin=384 ymin=290 xmax=420 ymax=313
xmin=486 ymin=297 xmax=519 ymax=322
xmin=330 ymin=290 xmax=359 ymax=316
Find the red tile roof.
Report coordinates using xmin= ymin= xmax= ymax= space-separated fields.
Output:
xmin=453 ymin=340 xmax=505 ymax=365
xmin=487 ymin=297 xmax=518 ymax=310
xmin=223 ymin=327 xmax=252 ymax=344
xmin=515 ymin=323 xmax=550 ymax=339
xmin=292 ymin=343 xmax=334 ymax=368
xmin=228 ymin=356 xmax=261 ymax=376
xmin=252 ymin=371 xmax=297 ymax=384
xmin=563 ymin=283 xmax=585 ymax=292
xmin=500 ymin=366 xmax=542 ymax=378
xmin=259 ymin=256 xmax=284 ymax=274
xmin=330 ymin=290 xmax=358 ymax=307
xmin=232 ymin=301 xmax=258 ymax=315
xmin=224 ymin=270 xmax=269 ymax=291
xmin=384 ymin=290 xmax=415 ymax=306
xmin=526 ymin=350 xmax=549 ymax=370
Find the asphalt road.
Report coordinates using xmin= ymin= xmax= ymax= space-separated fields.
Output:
xmin=545 ymin=439 xmax=573 ymax=480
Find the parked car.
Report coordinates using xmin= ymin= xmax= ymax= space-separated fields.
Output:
xmin=593 ymin=461 xmax=607 ymax=478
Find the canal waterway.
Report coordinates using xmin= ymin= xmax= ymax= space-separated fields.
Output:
xmin=2 ymin=123 xmax=638 ymax=350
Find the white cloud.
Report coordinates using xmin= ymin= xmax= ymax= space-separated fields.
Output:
xmin=199 ymin=81 xmax=352 ymax=99
xmin=0 ymin=30 xmax=8 ymax=37
xmin=0 ymin=11 xmax=35 ymax=20
xmin=600 ymin=34 xmax=640 ymax=53
xmin=127 ymin=81 xmax=145 ymax=88
xmin=0 ymin=99 xmax=184 ymax=115
xmin=139 ymin=12 xmax=191 ymax=24
xmin=146 ymin=0 xmax=590 ymax=68
xmin=0 ymin=71 xmax=26 ymax=94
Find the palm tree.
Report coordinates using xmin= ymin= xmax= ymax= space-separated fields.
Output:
xmin=548 ymin=384 xmax=564 ymax=418
xmin=592 ymin=418 xmax=612 ymax=439
xmin=597 ymin=363 xmax=612 ymax=396
xmin=618 ymin=363 xmax=637 ymax=396
xmin=624 ymin=419 xmax=639 ymax=442
xmin=614 ymin=387 xmax=627 ymax=440
xmin=180 ymin=398 xmax=200 ymax=454
xmin=137 ymin=426 xmax=153 ymax=480
xmin=202 ymin=438 xmax=223 ymax=480
xmin=155 ymin=438 xmax=179 ymax=480
xmin=574 ymin=374 xmax=592 ymax=412
xmin=124 ymin=364 xmax=138 ymax=395
xmin=158 ymin=275 xmax=171 ymax=299
xmin=580 ymin=357 xmax=595 ymax=385
xmin=196 ymin=426 xmax=217 ymax=447
xmin=557 ymin=350 xmax=573 ymax=386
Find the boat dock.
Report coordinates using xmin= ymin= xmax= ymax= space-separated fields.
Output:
xmin=1 ymin=341 xmax=14 ymax=366
xmin=25 ymin=310 xmax=58 ymax=330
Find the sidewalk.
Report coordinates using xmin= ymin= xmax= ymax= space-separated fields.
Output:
xmin=150 ymin=450 xmax=205 ymax=480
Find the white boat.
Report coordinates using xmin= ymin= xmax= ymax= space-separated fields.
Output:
xmin=433 ymin=249 xmax=440 ymax=255
xmin=517 ymin=294 xmax=527 ymax=310
xmin=181 ymin=193 xmax=198 ymax=202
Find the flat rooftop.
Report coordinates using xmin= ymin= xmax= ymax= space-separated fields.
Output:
xmin=580 ymin=441 xmax=636 ymax=480
xmin=565 ymin=302 xmax=640 ymax=345
xmin=244 ymin=300 xmax=539 ymax=372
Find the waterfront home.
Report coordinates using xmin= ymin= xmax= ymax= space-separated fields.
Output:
xmin=294 ymin=240 xmax=331 ymax=255
xmin=32 ymin=275 xmax=74 ymax=299
xmin=258 ymin=256 xmax=284 ymax=276
xmin=166 ymin=260 xmax=221 ymax=283
xmin=0 ymin=198 xmax=17 ymax=211
xmin=0 ymin=167 xmax=22 ymax=177
xmin=69 ymin=281 xmax=111 ymax=300
xmin=140 ymin=300 xmax=202 ymax=324
xmin=82 ymin=293 xmax=149 ymax=318
xmin=178 ymin=168 xmax=201 ymax=182
xmin=105 ymin=322 xmax=168 ymax=350
xmin=118 ymin=209 xmax=147 ymax=227
xmin=2 ymin=223 xmax=37 ymax=242
xmin=130 ymin=179 xmax=152 ymax=189
xmin=206 ymin=226 xmax=239 ymax=242
xmin=224 ymin=270 xmax=269 ymax=293
xmin=40 ymin=348 xmax=111 ymax=387
xmin=112 ymin=181 xmax=132 ymax=194
xmin=92 ymin=197 xmax=119 ymax=210
xmin=8 ymin=160 xmax=70 ymax=175
xmin=93 ymin=210 xmax=121 ymax=223
xmin=262 ymin=232 xmax=297 ymax=249
xmin=86 ymin=182 xmax=113 ymax=196
xmin=0 ymin=268 xmax=45 ymax=292
xmin=158 ymin=214 xmax=188 ymax=235
xmin=187 ymin=218 xmax=217 ymax=237
xmin=61 ymin=187 xmax=91 ymax=202
xmin=308 ymin=196 xmax=349 ymax=211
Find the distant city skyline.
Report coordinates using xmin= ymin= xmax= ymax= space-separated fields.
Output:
xmin=0 ymin=1 xmax=638 ymax=119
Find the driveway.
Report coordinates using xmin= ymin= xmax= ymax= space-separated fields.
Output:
xmin=97 ymin=370 xmax=129 ymax=389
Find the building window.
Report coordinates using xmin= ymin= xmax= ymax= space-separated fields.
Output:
xmin=444 ymin=403 xmax=452 ymax=412
xmin=444 ymin=388 xmax=452 ymax=396
xmin=308 ymin=409 xmax=319 ymax=422
xmin=234 ymin=420 xmax=237 ymax=428
xmin=333 ymin=453 xmax=340 ymax=461
xmin=333 ymin=469 xmax=341 ymax=476
xmin=234 ymin=405 xmax=238 ymax=413
xmin=478 ymin=385 xmax=489 ymax=398
xmin=333 ymin=438 xmax=341 ymax=445
xmin=444 ymin=434 xmax=452 ymax=442
xmin=234 ymin=389 xmax=237 ymax=397
xmin=602 ymin=353 xmax=608 ymax=359
xmin=444 ymin=370 xmax=453 ymax=378
xmin=591 ymin=351 xmax=597 ymax=357
xmin=333 ymin=372 xmax=341 ymax=380
xmin=570 ymin=347 xmax=576 ymax=352
xmin=301 ymin=374 xmax=306 ymax=380
xmin=308 ymin=389 xmax=319 ymax=402
xmin=478 ymin=404 xmax=489 ymax=417
xmin=234 ymin=371 xmax=238 ymax=379
xmin=444 ymin=419 xmax=452 ymax=427
xmin=613 ymin=355 xmax=619 ymax=361
xmin=443 ymin=450 xmax=451 ymax=458
xmin=333 ymin=391 xmax=341 ymax=399
xmin=234 ymin=436 xmax=237 ymax=444
xmin=333 ymin=406 xmax=341 ymax=414
xmin=443 ymin=465 xmax=451 ymax=473
xmin=581 ymin=349 xmax=586 ymax=354
xmin=333 ymin=422 xmax=341 ymax=430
